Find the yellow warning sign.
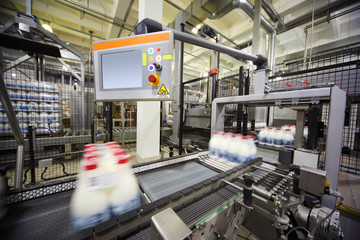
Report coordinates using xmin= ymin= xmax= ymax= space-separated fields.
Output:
xmin=157 ymin=84 xmax=169 ymax=95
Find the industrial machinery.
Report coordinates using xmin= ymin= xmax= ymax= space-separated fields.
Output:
xmin=93 ymin=31 xmax=173 ymax=101
xmin=0 ymin=18 xmax=347 ymax=240
xmin=0 ymin=149 xmax=344 ymax=240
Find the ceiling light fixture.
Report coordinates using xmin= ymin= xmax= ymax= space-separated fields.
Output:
xmin=42 ymin=24 xmax=53 ymax=33
xmin=192 ymin=28 xmax=198 ymax=34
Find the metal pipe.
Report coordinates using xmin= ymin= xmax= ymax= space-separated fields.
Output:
xmin=178 ymin=23 xmax=185 ymax=156
xmin=270 ymin=32 xmax=276 ymax=73
xmin=55 ymin=0 xmax=134 ymax=30
xmin=279 ymin=0 xmax=355 ymax=34
xmin=252 ymin=165 xmax=292 ymax=180
xmin=163 ymin=26 xmax=268 ymax=68
xmin=26 ymin=0 xmax=32 ymax=16
xmin=222 ymin=179 xmax=269 ymax=204
xmin=261 ymin=0 xmax=284 ymax=29
xmin=208 ymin=0 xmax=276 ymax=33
xmin=303 ymin=5 xmax=360 ymax=69
xmin=137 ymin=19 xmax=259 ymax=65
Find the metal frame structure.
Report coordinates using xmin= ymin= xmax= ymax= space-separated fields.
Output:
xmin=211 ymin=86 xmax=346 ymax=208
xmin=134 ymin=18 xmax=268 ymax=155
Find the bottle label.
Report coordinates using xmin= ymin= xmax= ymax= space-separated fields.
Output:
xmin=86 ymin=172 xmax=120 ymax=191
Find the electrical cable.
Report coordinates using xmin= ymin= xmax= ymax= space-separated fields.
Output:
xmin=22 ymin=167 xmax=31 ymax=184
xmin=285 ymin=226 xmax=310 ymax=240
xmin=308 ymin=191 xmax=343 ymax=240
xmin=41 ymin=162 xmax=76 ymax=181
xmin=339 ymin=204 xmax=360 ymax=216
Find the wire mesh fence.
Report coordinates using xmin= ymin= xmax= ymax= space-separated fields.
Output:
xmin=0 ymin=53 xmax=99 ymax=189
xmin=270 ymin=43 xmax=360 ymax=174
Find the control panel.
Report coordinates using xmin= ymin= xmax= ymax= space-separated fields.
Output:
xmin=93 ymin=31 xmax=173 ymax=101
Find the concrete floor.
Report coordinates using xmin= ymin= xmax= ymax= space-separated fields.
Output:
xmin=338 ymin=171 xmax=360 ymax=210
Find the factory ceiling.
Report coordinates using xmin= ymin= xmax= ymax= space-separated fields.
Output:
xmin=1 ymin=0 xmax=360 ymax=79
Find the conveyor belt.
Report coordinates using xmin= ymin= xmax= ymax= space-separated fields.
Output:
xmin=127 ymin=182 xmax=242 ymax=240
xmin=0 ymin=190 xmax=72 ymax=240
xmin=1 ymin=154 xmax=261 ymax=240
xmin=137 ymin=161 xmax=217 ymax=201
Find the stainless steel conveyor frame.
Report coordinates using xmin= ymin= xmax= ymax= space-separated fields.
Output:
xmin=211 ymin=86 xmax=346 ymax=208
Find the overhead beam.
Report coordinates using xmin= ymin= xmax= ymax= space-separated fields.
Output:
xmin=108 ymin=0 xmax=132 ymax=39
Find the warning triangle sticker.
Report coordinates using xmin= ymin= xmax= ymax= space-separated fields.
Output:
xmin=157 ymin=84 xmax=169 ymax=95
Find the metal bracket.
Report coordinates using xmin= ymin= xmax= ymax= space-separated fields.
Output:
xmin=292 ymin=98 xmax=299 ymax=105
xmin=151 ymin=208 xmax=192 ymax=240
xmin=274 ymin=216 xmax=290 ymax=230
xmin=311 ymin=96 xmax=320 ymax=104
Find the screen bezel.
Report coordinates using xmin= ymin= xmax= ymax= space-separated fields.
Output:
xmin=100 ymin=49 xmax=143 ymax=91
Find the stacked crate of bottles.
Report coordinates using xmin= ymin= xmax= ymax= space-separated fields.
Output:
xmin=0 ymin=79 xmax=60 ymax=135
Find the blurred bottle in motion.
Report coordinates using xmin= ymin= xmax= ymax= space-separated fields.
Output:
xmin=247 ymin=136 xmax=257 ymax=160
xmin=109 ymin=155 xmax=140 ymax=216
xmin=227 ymin=134 xmax=242 ymax=165
xmin=70 ymin=160 xmax=110 ymax=231
xmin=209 ymin=132 xmax=221 ymax=159
xmin=70 ymin=142 xmax=140 ymax=232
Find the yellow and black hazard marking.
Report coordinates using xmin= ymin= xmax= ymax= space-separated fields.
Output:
xmin=157 ymin=84 xmax=169 ymax=94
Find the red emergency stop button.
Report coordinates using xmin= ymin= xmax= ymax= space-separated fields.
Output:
xmin=149 ymin=75 xmax=156 ymax=83
xmin=148 ymin=74 xmax=161 ymax=86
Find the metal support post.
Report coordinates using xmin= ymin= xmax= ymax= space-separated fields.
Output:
xmin=15 ymin=145 xmax=24 ymax=189
xmin=121 ymin=102 xmax=125 ymax=147
xmin=177 ymin=13 xmax=186 ymax=155
xmin=323 ymin=87 xmax=346 ymax=208
xmin=294 ymin=110 xmax=305 ymax=148
xmin=236 ymin=66 xmax=244 ymax=134
xmin=169 ymin=11 xmax=186 ymax=149
xmin=211 ymin=74 xmax=217 ymax=102
xmin=0 ymin=74 xmax=24 ymax=189
xmin=91 ymin=119 xmax=95 ymax=143
xmin=27 ymin=126 xmax=36 ymax=185
xmin=106 ymin=102 xmax=113 ymax=142
xmin=270 ymin=32 xmax=276 ymax=74
xmin=80 ymin=62 xmax=85 ymax=130
xmin=26 ymin=0 xmax=32 ymax=16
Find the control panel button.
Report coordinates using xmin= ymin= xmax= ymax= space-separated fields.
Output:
xmin=149 ymin=56 xmax=154 ymax=62
xmin=153 ymin=63 xmax=162 ymax=71
xmin=156 ymin=55 xmax=162 ymax=62
xmin=148 ymin=74 xmax=161 ymax=86
xmin=149 ymin=75 xmax=156 ymax=83
xmin=148 ymin=48 xmax=154 ymax=54
xmin=148 ymin=65 xmax=154 ymax=71
xmin=156 ymin=47 xmax=161 ymax=52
